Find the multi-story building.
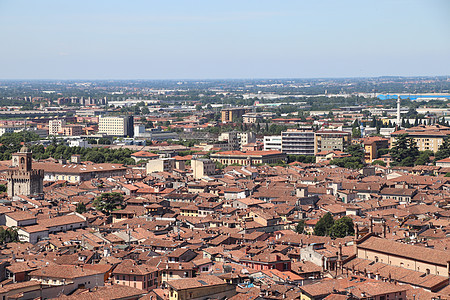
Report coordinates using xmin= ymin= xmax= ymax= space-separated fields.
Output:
xmin=210 ymin=150 xmax=286 ymax=166
xmin=362 ymin=136 xmax=389 ymax=163
xmin=48 ymin=119 xmax=66 ymax=135
xmin=191 ymin=159 xmax=216 ymax=179
xmin=166 ymin=275 xmax=236 ymax=300
xmin=98 ymin=116 xmax=134 ymax=137
xmin=146 ymin=158 xmax=175 ymax=174
xmin=32 ymin=160 xmax=126 ymax=183
xmin=314 ymin=130 xmax=351 ymax=154
xmin=390 ymin=124 xmax=450 ymax=152
xmin=218 ymin=132 xmax=240 ymax=150
xmin=68 ymin=140 xmax=91 ymax=148
xmin=264 ymin=135 xmax=282 ymax=151
xmin=242 ymin=112 xmax=275 ymax=124
xmin=221 ymin=108 xmax=246 ymax=123
xmin=281 ymin=129 xmax=315 ymax=156
xmin=346 ymin=235 xmax=450 ymax=292
xmin=218 ymin=131 xmax=256 ymax=150
xmin=28 ymin=265 xmax=104 ymax=291
xmin=238 ymin=132 xmax=256 ymax=149
xmin=112 ymin=260 xmax=159 ymax=291
xmin=134 ymin=125 xmax=178 ymax=141
xmin=60 ymin=125 xmax=83 ymax=136
xmin=0 ymin=125 xmax=24 ymax=136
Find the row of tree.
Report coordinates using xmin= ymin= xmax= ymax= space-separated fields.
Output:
xmin=30 ymin=143 xmax=136 ymax=165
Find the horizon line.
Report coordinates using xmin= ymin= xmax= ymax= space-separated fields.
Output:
xmin=0 ymin=75 xmax=449 ymax=82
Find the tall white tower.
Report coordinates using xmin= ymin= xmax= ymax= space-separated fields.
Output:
xmin=396 ymin=96 xmax=401 ymax=127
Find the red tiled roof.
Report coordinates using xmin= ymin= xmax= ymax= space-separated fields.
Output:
xmin=131 ymin=151 xmax=159 ymax=158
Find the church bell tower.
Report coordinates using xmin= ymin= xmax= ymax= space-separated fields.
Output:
xmin=7 ymin=146 xmax=44 ymax=199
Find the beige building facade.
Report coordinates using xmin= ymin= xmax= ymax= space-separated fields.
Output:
xmin=191 ymin=159 xmax=215 ymax=179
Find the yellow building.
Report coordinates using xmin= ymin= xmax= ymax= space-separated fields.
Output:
xmin=221 ymin=108 xmax=246 ymax=123
xmin=167 ymin=275 xmax=235 ymax=300
xmin=180 ymin=205 xmax=199 ymax=217
xmin=361 ymin=136 xmax=389 ymax=163
xmin=210 ymin=150 xmax=286 ymax=166
xmin=390 ymin=125 xmax=450 ymax=152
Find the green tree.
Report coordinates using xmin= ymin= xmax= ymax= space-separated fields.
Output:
xmin=346 ymin=144 xmax=364 ymax=159
xmin=371 ymin=117 xmax=377 ymax=127
xmin=93 ymin=192 xmax=124 ymax=214
xmin=141 ymin=106 xmax=150 ymax=114
xmin=330 ymin=144 xmax=364 ymax=169
xmin=76 ymin=202 xmax=87 ymax=214
xmin=295 ymin=220 xmax=305 ymax=234
xmin=415 ymin=151 xmax=432 ymax=166
xmin=352 ymin=127 xmax=361 ymax=138
xmin=435 ymin=137 xmax=450 ymax=161
xmin=98 ymin=137 xmax=111 ymax=145
xmin=85 ymin=151 xmax=106 ymax=163
xmin=213 ymin=160 xmax=224 ymax=170
xmin=287 ymin=155 xmax=315 ymax=164
xmin=330 ymin=156 xmax=363 ymax=169
xmin=329 ymin=216 xmax=355 ymax=238
xmin=371 ymin=160 xmax=386 ymax=167
xmin=314 ymin=212 xmax=334 ymax=236
xmin=390 ymin=134 xmax=419 ymax=166
xmin=0 ymin=185 xmax=6 ymax=193
xmin=0 ymin=227 xmax=19 ymax=244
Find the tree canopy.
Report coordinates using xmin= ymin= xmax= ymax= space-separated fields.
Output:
xmin=0 ymin=227 xmax=19 ymax=245
xmin=352 ymin=127 xmax=361 ymax=138
xmin=295 ymin=220 xmax=305 ymax=234
xmin=314 ymin=212 xmax=334 ymax=236
xmin=30 ymin=143 xmax=135 ymax=165
xmin=93 ymin=192 xmax=124 ymax=214
xmin=389 ymin=134 xmax=419 ymax=167
xmin=329 ymin=216 xmax=355 ymax=238
xmin=330 ymin=144 xmax=364 ymax=169
xmin=313 ymin=213 xmax=355 ymax=238
xmin=435 ymin=137 xmax=450 ymax=161
xmin=76 ymin=202 xmax=87 ymax=214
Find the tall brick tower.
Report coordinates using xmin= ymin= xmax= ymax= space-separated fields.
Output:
xmin=7 ymin=146 xmax=44 ymax=198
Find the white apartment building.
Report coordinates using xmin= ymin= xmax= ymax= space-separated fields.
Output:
xmin=69 ymin=139 xmax=91 ymax=148
xmin=281 ymin=129 xmax=315 ymax=155
xmin=98 ymin=116 xmax=134 ymax=137
xmin=48 ymin=119 xmax=66 ymax=135
xmin=264 ymin=136 xmax=282 ymax=151
xmin=0 ymin=125 xmax=25 ymax=136
xmin=239 ymin=132 xmax=256 ymax=148
xmin=218 ymin=131 xmax=256 ymax=150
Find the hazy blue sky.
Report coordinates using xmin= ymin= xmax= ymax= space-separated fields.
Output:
xmin=0 ymin=0 xmax=449 ymax=79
